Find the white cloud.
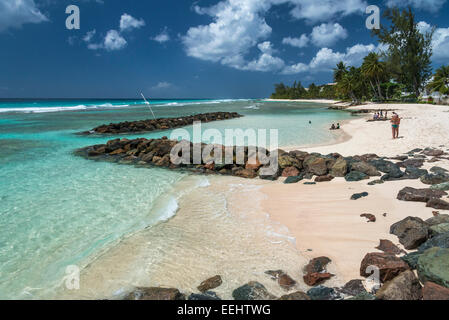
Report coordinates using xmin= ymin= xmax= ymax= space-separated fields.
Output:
xmin=242 ymin=41 xmax=285 ymax=72
xmin=287 ymin=0 xmax=367 ymax=23
xmin=152 ymin=82 xmax=172 ymax=90
xmin=386 ymin=0 xmax=446 ymax=12
xmin=152 ymin=28 xmax=170 ymax=43
xmin=418 ymin=21 xmax=449 ymax=61
xmin=83 ymin=29 xmax=96 ymax=43
xmin=119 ymin=13 xmax=145 ymax=32
xmin=0 ymin=0 xmax=48 ymax=32
xmin=183 ymin=0 xmax=367 ymax=72
xmin=310 ymin=22 xmax=348 ymax=47
xmin=104 ymin=30 xmax=127 ymax=51
xmin=282 ymin=43 xmax=377 ymax=74
xmin=282 ymin=35 xmax=309 ymax=48
xmin=88 ymin=30 xmax=127 ymax=51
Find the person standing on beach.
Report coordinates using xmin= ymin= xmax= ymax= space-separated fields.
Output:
xmin=391 ymin=112 xmax=400 ymax=139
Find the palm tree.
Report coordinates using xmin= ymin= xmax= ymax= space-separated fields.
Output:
xmin=428 ymin=65 xmax=449 ymax=95
xmin=361 ymin=52 xmax=387 ymax=100
xmin=333 ymin=61 xmax=347 ymax=83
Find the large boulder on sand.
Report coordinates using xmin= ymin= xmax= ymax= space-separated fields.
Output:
xmin=396 ymin=187 xmax=447 ymax=203
xmin=418 ymin=232 xmax=449 ymax=252
xmin=351 ymin=161 xmax=381 ymax=176
xmin=124 ymin=287 xmax=185 ymax=300
xmin=417 ymin=247 xmax=449 ymax=288
xmin=330 ymin=158 xmax=348 ymax=177
xmin=303 ymin=155 xmax=328 ymax=176
xmin=232 ymin=281 xmax=276 ymax=300
xmin=390 ymin=216 xmax=429 ymax=250
xmin=420 ymin=173 xmax=449 ymax=185
xmin=197 ymin=275 xmax=222 ymax=292
xmin=282 ymin=166 xmax=300 ymax=177
xmin=345 ymin=171 xmax=369 ymax=182
xmin=360 ymin=252 xmax=410 ymax=283
xmin=375 ymin=270 xmax=422 ymax=300
xmin=422 ymin=281 xmax=449 ymax=300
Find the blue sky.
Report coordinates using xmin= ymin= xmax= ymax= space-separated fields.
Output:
xmin=0 ymin=0 xmax=448 ymax=99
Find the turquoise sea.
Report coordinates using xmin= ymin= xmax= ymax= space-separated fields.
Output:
xmin=0 ymin=99 xmax=352 ymax=299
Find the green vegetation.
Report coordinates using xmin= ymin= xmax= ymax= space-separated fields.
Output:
xmin=271 ymin=7 xmax=447 ymax=104
xmin=271 ymin=81 xmax=336 ymax=100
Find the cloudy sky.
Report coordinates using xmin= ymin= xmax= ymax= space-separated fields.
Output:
xmin=0 ymin=0 xmax=448 ymax=98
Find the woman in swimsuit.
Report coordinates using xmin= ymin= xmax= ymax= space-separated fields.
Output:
xmin=390 ymin=112 xmax=400 ymax=139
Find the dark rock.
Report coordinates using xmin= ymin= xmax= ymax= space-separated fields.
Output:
xmin=390 ymin=216 xmax=429 ymax=250
xmin=376 ymin=239 xmax=402 ymax=255
xmin=360 ymin=252 xmax=410 ymax=283
xmin=83 ymin=112 xmax=243 ymax=135
xmin=124 ymin=287 xmax=185 ymax=300
xmin=408 ymin=148 xmax=423 ymax=154
xmin=330 ymin=158 xmax=348 ymax=177
xmin=264 ymin=270 xmax=296 ymax=290
xmin=304 ymin=182 xmax=316 ymax=185
xmin=417 ymin=247 xmax=449 ymax=288
xmin=348 ymin=292 xmax=376 ymax=300
xmin=304 ymin=256 xmax=332 ymax=274
xmin=404 ymin=167 xmax=428 ymax=179
xmin=232 ymin=281 xmax=276 ymax=300
xmin=303 ymin=272 xmax=334 ymax=286
xmin=284 ymin=176 xmax=303 ymax=184
xmin=375 ymin=270 xmax=422 ymax=300
xmin=397 ymin=159 xmax=425 ymax=168
xmin=430 ymin=182 xmax=449 ymax=191
xmin=361 ymin=213 xmax=376 ymax=222
xmin=396 ymin=187 xmax=447 ymax=203
xmin=345 ymin=171 xmax=369 ymax=182
xmin=421 ymin=173 xmax=449 ymax=185
xmin=369 ymin=159 xmax=403 ymax=178
xmin=281 ymin=166 xmax=300 ymax=177
xmin=350 ymin=161 xmax=381 ymax=176
xmin=188 ymin=291 xmax=221 ymax=300
xmin=401 ymin=252 xmax=422 ymax=269
xmin=303 ymin=155 xmax=328 ymax=176
xmin=390 ymin=156 xmax=408 ymax=161
xmin=315 ymin=174 xmax=334 ymax=182
xmin=422 ymin=148 xmax=444 ymax=157
xmin=430 ymin=223 xmax=449 ymax=236
xmin=197 ymin=275 xmax=222 ymax=292
xmin=351 ymin=192 xmax=369 ymax=200
xmin=426 ymin=214 xmax=449 ymax=226
xmin=306 ymin=286 xmax=341 ymax=300
xmin=339 ymin=279 xmax=367 ymax=296
xmin=426 ymin=198 xmax=449 ymax=210
xmin=422 ymin=282 xmax=449 ymax=300
xmin=278 ymin=291 xmax=311 ymax=300
xmin=418 ymin=232 xmax=449 ymax=252
xmin=368 ymin=179 xmax=384 ymax=185
xmin=278 ymin=154 xmax=301 ymax=169
xmin=430 ymin=166 xmax=449 ymax=175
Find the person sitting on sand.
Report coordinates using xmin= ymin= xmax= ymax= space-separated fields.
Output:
xmin=336 ymin=123 xmax=340 ymax=129
xmin=373 ymin=112 xmax=379 ymax=120
xmin=330 ymin=124 xmax=336 ymax=130
xmin=391 ymin=112 xmax=401 ymax=139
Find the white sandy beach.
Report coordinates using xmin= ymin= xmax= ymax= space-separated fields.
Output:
xmin=261 ymin=101 xmax=449 ymax=283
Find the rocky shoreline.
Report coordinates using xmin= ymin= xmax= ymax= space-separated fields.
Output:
xmin=75 ymin=138 xmax=449 ymax=300
xmin=122 ymin=211 xmax=449 ymax=301
xmin=75 ymin=138 xmax=449 ymax=210
xmin=79 ymin=112 xmax=243 ymax=135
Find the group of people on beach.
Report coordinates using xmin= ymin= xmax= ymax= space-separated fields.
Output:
xmin=329 ymin=123 xmax=341 ymax=130
xmin=373 ymin=110 xmax=388 ymax=120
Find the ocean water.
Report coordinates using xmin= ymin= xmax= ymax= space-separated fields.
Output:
xmin=0 ymin=99 xmax=352 ymax=299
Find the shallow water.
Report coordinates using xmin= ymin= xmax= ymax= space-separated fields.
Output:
xmin=0 ymin=99 xmax=352 ymax=299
